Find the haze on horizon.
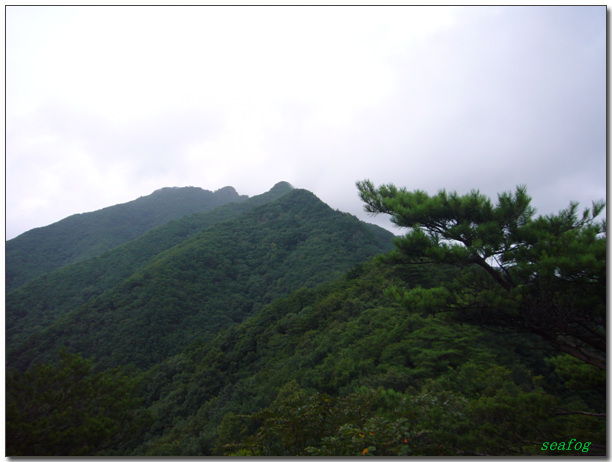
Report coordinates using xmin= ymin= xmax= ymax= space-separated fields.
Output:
xmin=6 ymin=5 xmax=606 ymax=240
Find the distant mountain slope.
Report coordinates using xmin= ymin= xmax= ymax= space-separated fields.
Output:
xmin=8 ymin=188 xmax=394 ymax=372
xmin=126 ymin=256 xmax=604 ymax=457
xmin=5 ymin=184 xmax=606 ymax=457
xmin=6 ymin=182 xmax=295 ymax=350
xmin=6 ymin=186 xmax=247 ymax=291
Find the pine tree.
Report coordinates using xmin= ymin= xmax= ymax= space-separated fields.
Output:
xmin=357 ymin=180 xmax=606 ymax=369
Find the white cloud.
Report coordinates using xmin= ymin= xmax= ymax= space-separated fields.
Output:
xmin=6 ymin=5 xmax=606 ymax=239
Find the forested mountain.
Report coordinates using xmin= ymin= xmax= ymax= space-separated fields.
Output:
xmin=126 ymin=258 xmax=605 ymax=456
xmin=6 ymin=181 xmax=294 ymax=351
xmin=6 ymin=185 xmax=247 ymax=291
xmin=6 ymin=181 xmax=605 ymax=457
xmin=7 ymin=185 xmax=394 ymax=371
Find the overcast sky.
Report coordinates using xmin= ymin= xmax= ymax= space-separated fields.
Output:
xmin=6 ymin=5 xmax=606 ymax=240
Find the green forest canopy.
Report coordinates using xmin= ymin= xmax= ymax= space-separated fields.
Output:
xmin=357 ymin=180 xmax=606 ymax=369
xmin=5 ymin=181 xmax=606 ymax=456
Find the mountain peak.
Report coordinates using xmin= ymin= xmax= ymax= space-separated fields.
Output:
xmin=270 ymin=181 xmax=294 ymax=194
xmin=151 ymin=185 xmax=202 ymax=195
xmin=214 ymin=186 xmax=245 ymax=200
xmin=6 ymin=185 xmax=247 ymax=291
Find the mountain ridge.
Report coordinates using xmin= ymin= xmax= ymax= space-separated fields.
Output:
xmin=7 ymin=184 xmax=394 ymax=371
xmin=6 ymin=185 xmax=250 ymax=290
xmin=6 ymin=181 xmax=296 ymax=351
xmin=5 ymin=181 xmax=605 ymax=457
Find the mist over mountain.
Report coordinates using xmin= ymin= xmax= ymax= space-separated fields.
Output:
xmin=6 ymin=185 xmax=247 ymax=291
xmin=7 ymin=183 xmax=394 ymax=371
xmin=6 ymin=182 xmax=295 ymax=350
xmin=5 ymin=181 xmax=604 ymax=457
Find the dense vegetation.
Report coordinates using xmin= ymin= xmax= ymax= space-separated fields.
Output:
xmin=7 ymin=186 xmax=393 ymax=371
xmin=357 ymin=180 xmax=606 ymax=370
xmin=6 ymin=182 xmax=293 ymax=350
xmin=5 ymin=181 xmax=605 ymax=456
xmin=6 ymin=185 xmax=247 ymax=291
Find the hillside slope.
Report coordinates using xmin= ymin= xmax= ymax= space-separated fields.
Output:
xmin=8 ymin=187 xmax=394 ymax=371
xmin=6 ymin=186 xmax=247 ymax=290
xmin=6 ymin=183 xmax=605 ymax=457
xmin=129 ymin=258 xmax=606 ymax=456
xmin=6 ymin=182 xmax=294 ymax=349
